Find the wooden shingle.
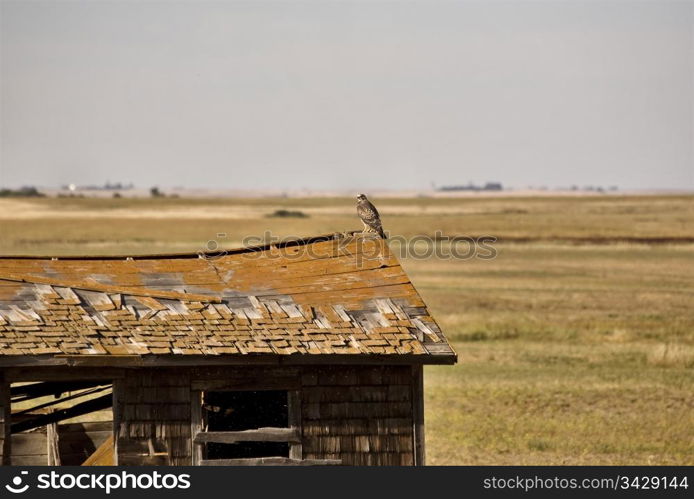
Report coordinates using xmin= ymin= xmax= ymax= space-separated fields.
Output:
xmin=0 ymin=233 xmax=455 ymax=362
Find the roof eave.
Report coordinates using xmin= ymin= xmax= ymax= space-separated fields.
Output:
xmin=0 ymin=352 xmax=458 ymax=368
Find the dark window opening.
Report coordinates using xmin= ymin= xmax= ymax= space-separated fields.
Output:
xmin=203 ymin=390 xmax=289 ymax=460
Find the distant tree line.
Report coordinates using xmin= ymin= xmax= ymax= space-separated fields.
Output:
xmin=0 ymin=186 xmax=45 ymax=198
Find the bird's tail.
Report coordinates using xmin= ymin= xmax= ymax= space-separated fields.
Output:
xmin=378 ymin=228 xmax=387 ymax=239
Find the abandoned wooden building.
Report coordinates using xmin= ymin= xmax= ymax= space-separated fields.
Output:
xmin=0 ymin=234 xmax=455 ymax=466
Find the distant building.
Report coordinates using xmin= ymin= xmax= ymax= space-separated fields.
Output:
xmin=61 ymin=182 xmax=134 ymax=191
xmin=437 ymin=182 xmax=503 ymax=192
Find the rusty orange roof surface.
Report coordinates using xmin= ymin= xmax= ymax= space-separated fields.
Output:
xmin=0 ymin=234 xmax=455 ymax=364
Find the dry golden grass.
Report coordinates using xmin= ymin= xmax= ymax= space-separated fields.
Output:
xmin=1 ymin=194 xmax=692 ymax=464
xmin=1 ymin=194 xmax=693 ymax=255
xmin=407 ymin=247 xmax=694 ymax=465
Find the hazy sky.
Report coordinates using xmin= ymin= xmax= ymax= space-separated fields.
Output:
xmin=1 ymin=0 xmax=692 ymax=191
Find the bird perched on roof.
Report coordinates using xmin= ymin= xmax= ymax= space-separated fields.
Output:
xmin=356 ymin=194 xmax=387 ymax=239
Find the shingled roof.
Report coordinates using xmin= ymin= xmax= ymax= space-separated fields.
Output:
xmin=0 ymin=234 xmax=455 ymax=366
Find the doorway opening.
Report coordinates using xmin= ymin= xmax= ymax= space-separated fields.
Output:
xmin=9 ymin=380 xmax=114 ymax=465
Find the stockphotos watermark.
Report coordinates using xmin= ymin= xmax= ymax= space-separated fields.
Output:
xmin=199 ymin=231 xmax=498 ymax=263
xmin=3 ymin=469 xmax=190 ymax=495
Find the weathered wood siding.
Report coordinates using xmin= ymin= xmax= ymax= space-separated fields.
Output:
xmin=114 ymin=368 xmax=191 ymax=465
xmin=8 ymin=420 xmax=114 ymax=466
xmin=115 ymin=365 xmax=417 ymax=466
xmin=0 ymin=378 xmax=9 ymax=465
xmin=10 ymin=431 xmax=47 ymax=465
xmin=301 ymin=366 xmax=415 ymax=465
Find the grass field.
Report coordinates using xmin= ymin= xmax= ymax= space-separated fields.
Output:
xmin=1 ymin=194 xmax=692 ymax=464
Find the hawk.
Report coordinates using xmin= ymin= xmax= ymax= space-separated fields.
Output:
xmin=356 ymin=194 xmax=387 ymax=239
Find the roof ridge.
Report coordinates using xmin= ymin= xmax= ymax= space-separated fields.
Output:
xmin=0 ymin=231 xmax=362 ymax=261
xmin=0 ymin=273 xmax=221 ymax=303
